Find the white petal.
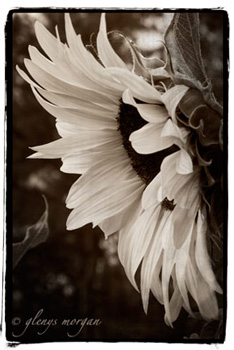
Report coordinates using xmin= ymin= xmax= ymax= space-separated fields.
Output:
xmin=122 ymin=89 xmax=166 ymax=123
xmin=161 ymin=118 xmax=184 ymax=141
xmin=30 ymin=130 xmax=120 ymax=158
xmin=174 ymin=213 xmax=196 ymax=316
xmin=118 ymin=204 xmax=161 ymax=291
xmin=67 ymin=180 xmax=144 ymax=230
xmin=130 ymin=123 xmax=176 ymax=154
xmin=107 ymin=67 xmax=162 ymax=103
xmin=23 ymin=59 xmax=116 ymax=104
xmin=34 ymin=21 xmax=63 ymax=62
xmin=142 ymin=173 xmax=161 ymax=209
xmin=36 ymin=87 xmax=118 ymax=113
xmin=195 ymin=211 xmax=222 ymax=293
xmin=98 ymin=199 xmax=142 ymax=238
xmin=28 ymin=45 xmax=75 ymax=83
xmin=140 ymin=210 xmax=171 ymax=314
xmin=164 ymin=286 xmax=184 ymax=326
xmin=186 ymin=259 xmax=219 ymax=320
xmin=161 ymin=216 xmax=177 ymax=326
xmin=161 ymin=85 xmax=189 ymax=123
xmin=66 ymin=153 xmax=131 ymax=209
xmin=31 ymin=87 xmax=116 ymax=130
xmin=176 ymin=149 xmax=193 ymax=174
xmin=150 ymin=252 xmax=164 ymax=304
xmin=97 ymin=14 xmax=126 ymax=69
xmin=61 ymin=152 xmax=94 ymax=174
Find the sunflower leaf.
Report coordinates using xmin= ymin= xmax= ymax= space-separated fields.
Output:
xmin=165 ymin=13 xmax=208 ymax=87
xmin=165 ymin=13 xmax=223 ymax=116
xmin=13 ymin=196 xmax=49 ymax=269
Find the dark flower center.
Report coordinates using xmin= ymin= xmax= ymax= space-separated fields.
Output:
xmin=117 ymin=100 xmax=179 ymax=185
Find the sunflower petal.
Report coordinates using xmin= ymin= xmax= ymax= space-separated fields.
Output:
xmin=118 ymin=204 xmax=161 ymax=291
xmin=195 ymin=211 xmax=223 ymax=293
xmin=34 ymin=21 xmax=63 ymax=62
xmin=176 ymin=149 xmax=193 ymax=174
xmin=107 ymin=67 xmax=162 ymax=103
xmin=67 ymin=180 xmax=144 ymax=230
xmin=97 ymin=14 xmax=126 ymax=69
xmin=31 ymin=86 xmax=116 ymax=130
xmin=130 ymin=123 xmax=176 ymax=154
xmin=141 ymin=210 xmax=171 ymax=314
xmin=162 ymin=85 xmax=189 ymax=122
xmin=122 ymin=89 xmax=166 ymax=123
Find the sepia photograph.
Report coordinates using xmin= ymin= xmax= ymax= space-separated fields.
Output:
xmin=5 ymin=8 xmax=227 ymax=343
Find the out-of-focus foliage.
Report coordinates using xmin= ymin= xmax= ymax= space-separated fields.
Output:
xmin=10 ymin=11 xmax=224 ymax=342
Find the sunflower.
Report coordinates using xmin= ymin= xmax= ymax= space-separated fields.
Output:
xmin=17 ymin=13 xmax=222 ymax=325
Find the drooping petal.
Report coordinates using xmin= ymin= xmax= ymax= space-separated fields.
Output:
xmin=141 ymin=210 xmax=171 ymax=314
xmin=186 ymin=258 xmax=219 ymax=320
xmin=161 ymin=85 xmax=189 ymax=123
xmin=118 ymin=204 xmax=161 ymax=291
xmin=164 ymin=285 xmax=184 ymax=326
xmin=161 ymin=216 xmax=177 ymax=326
xmin=161 ymin=118 xmax=184 ymax=141
xmin=195 ymin=211 xmax=223 ymax=293
xmin=130 ymin=123 xmax=177 ymax=154
xmin=122 ymin=89 xmax=166 ymax=123
xmin=176 ymin=149 xmax=193 ymax=174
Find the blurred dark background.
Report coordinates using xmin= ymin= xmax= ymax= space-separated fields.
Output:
xmin=8 ymin=10 xmax=224 ymax=342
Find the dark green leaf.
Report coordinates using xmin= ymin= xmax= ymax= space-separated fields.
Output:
xmin=13 ymin=196 xmax=49 ymax=269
